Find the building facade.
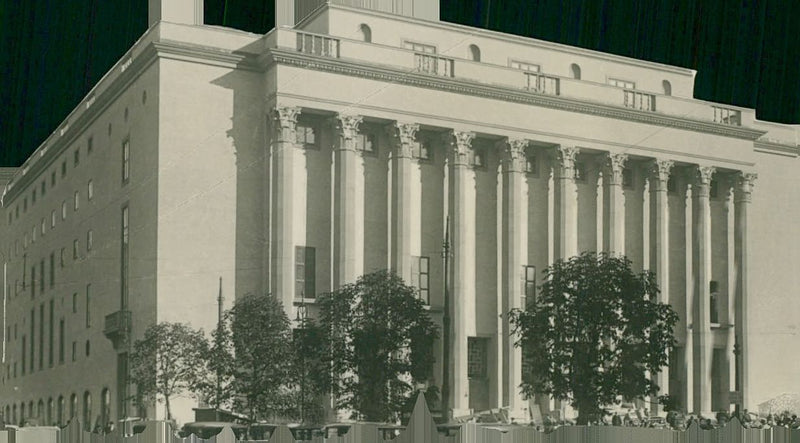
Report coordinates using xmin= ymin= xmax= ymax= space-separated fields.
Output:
xmin=1 ymin=0 xmax=799 ymax=427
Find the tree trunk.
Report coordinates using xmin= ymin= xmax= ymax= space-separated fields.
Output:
xmin=165 ymin=395 xmax=171 ymax=421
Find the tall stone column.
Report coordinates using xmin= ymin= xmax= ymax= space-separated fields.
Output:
xmin=270 ymin=106 xmax=301 ymax=319
xmin=649 ymin=159 xmax=673 ymax=414
xmin=604 ymin=153 xmax=628 ymax=255
xmin=389 ymin=122 xmax=419 ymax=283
xmin=556 ymin=146 xmax=580 ymax=259
xmin=734 ymin=172 xmax=756 ymax=410
xmin=501 ymin=138 xmax=528 ymax=420
xmin=691 ymin=165 xmax=715 ymax=416
xmin=333 ymin=114 xmax=364 ymax=288
xmin=448 ymin=130 xmax=475 ymax=417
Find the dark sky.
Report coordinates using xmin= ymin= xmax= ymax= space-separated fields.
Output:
xmin=1 ymin=0 xmax=798 ymax=167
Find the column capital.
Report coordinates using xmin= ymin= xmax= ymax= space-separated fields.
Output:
xmin=270 ymin=106 xmax=301 ymax=143
xmin=650 ymin=159 xmax=675 ymax=192
xmin=605 ymin=153 xmax=629 ymax=186
xmin=693 ymin=165 xmax=716 ymax=197
xmin=334 ymin=114 xmax=363 ymax=150
xmin=389 ymin=122 xmax=419 ymax=158
xmin=448 ymin=130 xmax=476 ymax=166
xmin=556 ymin=145 xmax=579 ymax=167
xmin=501 ymin=138 xmax=528 ymax=173
xmin=735 ymin=172 xmax=758 ymax=203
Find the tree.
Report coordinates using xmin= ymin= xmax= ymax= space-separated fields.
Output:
xmin=195 ymin=312 xmax=235 ymax=412
xmin=508 ymin=252 xmax=679 ymax=425
xmin=228 ymin=293 xmax=295 ymax=422
xmin=306 ymin=270 xmax=439 ymax=423
xmin=129 ymin=322 xmax=209 ymax=421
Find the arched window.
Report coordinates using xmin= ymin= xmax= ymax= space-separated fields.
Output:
xmin=359 ymin=24 xmax=372 ymax=43
xmin=57 ymin=395 xmax=65 ymax=426
xmin=29 ymin=401 xmax=34 ymax=420
xmin=69 ymin=393 xmax=77 ymax=420
xmin=100 ymin=388 xmax=111 ymax=429
xmin=468 ymin=44 xmax=481 ymax=62
xmin=83 ymin=391 xmax=92 ymax=431
xmin=570 ymin=63 xmax=582 ymax=79
xmin=13 ymin=404 xmax=17 ymax=425
xmin=662 ymin=80 xmax=672 ymax=96
xmin=47 ymin=398 xmax=53 ymax=425
xmin=37 ymin=399 xmax=44 ymax=421
xmin=20 ymin=402 xmax=25 ymax=423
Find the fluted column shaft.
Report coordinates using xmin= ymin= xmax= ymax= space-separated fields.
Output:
xmin=501 ymin=139 xmax=528 ymax=418
xmin=334 ymin=115 xmax=364 ymax=288
xmin=390 ymin=123 xmax=419 ymax=283
xmin=650 ymin=159 xmax=673 ymax=414
xmin=448 ymin=130 xmax=475 ymax=416
xmin=270 ymin=106 xmax=301 ymax=319
xmin=691 ymin=166 xmax=715 ymax=416
xmin=735 ymin=172 xmax=756 ymax=410
xmin=604 ymin=153 xmax=628 ymax=254
xmin=557 ymin=146 xmax=579 ymax=259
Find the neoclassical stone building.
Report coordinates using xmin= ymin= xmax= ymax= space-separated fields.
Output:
xmin=1 ymin=0 xmax=797 ymax=426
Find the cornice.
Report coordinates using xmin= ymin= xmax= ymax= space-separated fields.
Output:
xmin=754 ymin=139 xmax=799 ymax=158
xmin=269 ymin=49 xmax=766 ymax=142
xmin=152 ymin=40 xmax=262 ymax=71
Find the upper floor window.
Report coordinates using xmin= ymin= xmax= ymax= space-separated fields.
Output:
xmin=414 ymin=135 xmax=433 ymax=161
xmin=574 ymin=162 xmax=587 ymax=183
xmin=87 ymin=136 xmax=93 ymax=155
xmin=468 ymin=44 xmax=481 ymax=62
xmin=295 ymin=246 xmax=316 ymax=299
xmin=74 ymin=191 xmax=80 ymax=211
xmin=403 ymin=40 xmax=436 ymax=54
xmin=524 ymin=265 xmax=536 ymax=307
xmin=295 ymin=124 xmax=318 ymax=149
xmin=662 ymin=80 xmax=672 ymax=96
xmin=622 ymin=168 xmax=634 ymax=189
xmin=32 ymin=189 xmax=36 ymax=204
xmin=608 ymin=78 xmax=635 ymax=89
xmin=122 ymin=139 xmax=130 ymax=183
xmin=51 ymin=210 xmax=56 ymax=228
xmin=359 ymin=24 xmax=372 ymax=43
xmin=510 ymin=60 xmax=540 ymax=72
xmin=61 ymin=201 xmax=67 ymax=220
xmin=467 ymin=337 xmax=488 ymax=379
xmin=570 ymin=63 xmax=581 ymax=80
xmin=61 ymin=161 xmax=67 ymax=178
xmin=51 ymin=171 xmax=56 ymax=187
xmin=411 ymin=256 xmax=430 ymax=304
xmin=87 ymin=180 xmax=94 ymax=201
xmin=471 ymin=146 xmax=487 ymax=168
xmin=87 ymin=230 xmax=93 ymax=251
xmin=710 ymin=180 xmax=719 ymax=199
xmin=356 ymin=131 xmax=377 ymax=155
xmin=667 ymin=176 xmax=677 ymax=194
xmin=525 ymin=151 xmax=538 ymax=175
xmin=74 ymin=149 xmax=80 ymax=167
xmin=41 ymin=180 xmax=46 ymax=196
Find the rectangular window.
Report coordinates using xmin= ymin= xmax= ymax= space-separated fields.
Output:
xmin=87 ymin=137 xmax=93 ymax=155
xmin=31 ymin=266 xmax=36 ymax=298
xmin=72 ymin=293 xmax=77 ymax=313
xmin=525 ymin=152 xmax=538 ymax=175
xmin=608 ymin=78 xmax=636 ymax=89
xmin=32 ymin=189 xmax=36 ymax=204
xmin=356 ymin=132 xmax=377 ymax=154
xmin=710 ymin=280 xmax=720 ymax=324
xmin=87 ymin=230 xmax=93 ymax=251
xmin=122 ymin=139 xmax=130 ymax=183
xmin=23 ymin=197 xmax=27 ymax=213
xmin=62 ymin=201 xmax=67 ymax=220
xmin=30 ymin=309 xmax=35 ymax=373
xmin=510 ymin=60 xmax=540 ymax=72
xmin=72 ymin=341 xmax=76 ymax=362
xmin=86 ymin=284 xmax=91 ymax=328
xmin=51 ymin=210 xmax=56 ymax=228
xmin=51 ymin=171 xmax=56 ymax=186
xmin=41 ymin=180 xmax=46 ymax=196
xmin=60 ymin=248 xmax=65 ymax=267
xmin=622 ymin=168 xmax=633 ymax=189
xmin=74 ymin=149 xmax=80 ymax=166
xmin=414 ymin=137 xmax=432 ymax=160
xmin=574 ymin=162 xmax=587 ymax=183
xmin=21 ymin=336 xmax=26 ymax=375
xmin=403 ymin=40 xmax=436 ymax=54
xmin=41 ymin=218 xmax=45 ymax=235
xmin=39 ymin=259 xmax=44 ymax=293
xmin=39 ymin=304 xmax=44 ymax=370
xmin=524 ymin=265 xmax=536 ymax=307
xmin=61 ymin=161 xmax=67 ymax=178
xmin=121 ymin=206 xmax=129 ymax=308
xmin=58 ymin=319 xmax=64 ymax=364
xmin=49 ymin=300 xmax=54 ymax=367
xmin=87 ymin=180 xmax=94 ymax=201
xmin=471 ymin=147 xmax=487 ymax=168
xmin=295 ymin=124 xmax=318 ymax=148
xmin=74 ymin=191 xmax=79 ymax=211
xmin=467 ymin=337 xmax=488 ymax=379
xmin=294 ymin=246 xmax=316 ymax=299
xmin=73 ymin=239 xmax=79 ymax=260
xmin=411 ymin=256 xmax=430 ymax=304
xmin=49 ymin=253 xmax=55 ymax=288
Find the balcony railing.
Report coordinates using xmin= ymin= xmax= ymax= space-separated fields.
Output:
xmin=525 ymin=73 xmax=560 ymax=95
xmin=104 ymin=310 xmax=132 ymax=350
xmin=414 ymin=53 xmax=454 ymax=77
xmin=296 ymin=32 xmax=340 ymax=58
xmin=713 ymin=106 xmax=741 ymax=126
xmin=623 ymin=90 xmax=656 ymax=111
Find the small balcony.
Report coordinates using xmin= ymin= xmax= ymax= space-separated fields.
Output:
xmin=525 ymin=72 xmax=560 ymax=95
xmin=623 ymin=90 xmax=656 ymax=111
xmin=414 ymin=53 xmax=454 ymax=77
xmin=713 ymin=106 xmax=741 ymax=126
xmin=296 ymin=32 xmax=340 ymax=58
xmin=104 ymin=310 xmax=132 ymax=350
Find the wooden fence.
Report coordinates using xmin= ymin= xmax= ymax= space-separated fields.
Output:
xmin=2 ymin=396 xmax=799 ymax=443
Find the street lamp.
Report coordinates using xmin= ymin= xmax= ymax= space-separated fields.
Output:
xmin=295 ymin=297 xmax=308 ymax=424
xmin=733 ymin=342 xmax=741 ymax=414
xmin=440 ymin=216 xmax=452 ymax=421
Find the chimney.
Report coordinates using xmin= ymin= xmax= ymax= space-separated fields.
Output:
xmin=149 ymin=0 xmax=204 ymax=27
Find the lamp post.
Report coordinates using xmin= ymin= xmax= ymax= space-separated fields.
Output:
xmin=440 ymin=216 xmax=452 ymax=421
xmin=733 ymin=342 xmax=741 ymax=415
xmin=295 ymin=297 xmax=308 ymax=424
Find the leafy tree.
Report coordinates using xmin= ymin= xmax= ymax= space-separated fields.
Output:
xmin=508 ymin=252 xmax=679 ymax=425
xmin=306 ymin=270 xmax=439 ymax=423
xmin=228 ymin=293 xmax=295 ymax=422
xmin=195 ymin=313 xmax=235 ymax=411
xmin=288 ymin=322 xmax=327 ymax=424
xmin=129 ymin=322 xmax=209 ymax=420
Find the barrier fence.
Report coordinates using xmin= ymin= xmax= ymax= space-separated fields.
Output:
xmin=2 ymin=397 xmax=799 ymax=443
